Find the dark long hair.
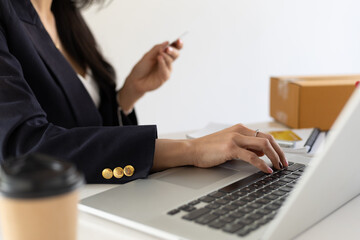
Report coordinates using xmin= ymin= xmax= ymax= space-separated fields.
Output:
xmin=51 ymin=0 xmax=116 ymax=89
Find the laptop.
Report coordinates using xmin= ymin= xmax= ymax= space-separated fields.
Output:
xmin=79 ymin=86 xmax=360 ymax=240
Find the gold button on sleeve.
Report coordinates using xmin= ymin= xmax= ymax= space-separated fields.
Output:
xmin=124 ymin=165 xmax=135 ymax=177
xmin=102 ymin=168 xmax=113 ymax=179
xmin=113 ymin=167 xmax=124 ymax=179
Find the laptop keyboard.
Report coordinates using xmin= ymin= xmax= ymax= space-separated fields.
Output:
xmin=167 ymin=162 xmax=305 ymax=237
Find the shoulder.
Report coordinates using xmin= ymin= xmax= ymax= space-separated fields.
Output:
xmin=0 ymin=0 xmax=17 ymax=26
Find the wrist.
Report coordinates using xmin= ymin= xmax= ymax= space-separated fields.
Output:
xmin=152 ymin=139 xmax=195 ymax=171
xmin=117 ymin=78 xmax=144 ymax=113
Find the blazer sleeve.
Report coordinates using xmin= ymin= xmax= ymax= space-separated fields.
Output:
xmin=0 ymin=22 xmax=157 ymax=184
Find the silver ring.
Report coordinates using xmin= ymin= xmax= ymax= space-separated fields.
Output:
xmin=255 ymin=129 xmax=260 ymax=137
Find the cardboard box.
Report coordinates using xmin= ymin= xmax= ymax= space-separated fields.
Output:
xmin=270 ymin=75 xmax=359 ymax=130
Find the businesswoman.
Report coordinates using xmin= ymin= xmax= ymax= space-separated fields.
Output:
xmin=0 ymin=0 xmax=287 ymax=183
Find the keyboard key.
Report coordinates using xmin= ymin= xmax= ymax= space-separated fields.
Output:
xmin=287 ymin=163 xmax=305 ymax=172
xmin=237 ymin=207 xmax=254 ymax=214
xmin=281 ymin=177 xmax=294 ymax=183
xmin=255 ymin=208 xmax=272 ymax=216
xmin=182 ymin=208 xmax=210 ymax=221
xmin=257 ymin=187 xmax=272 ymax=194
xmin=237 ymin=227 xmax=251 ymax=237
xmin=219 ymin=172 xmax=266 ymax=193
xmin=237 ymin=218 xmax=253 ymax=225
xmin=280 ymin=170 xmax=292 ymax=175
xmin=287 ymin=183 xmax=296 ymax=188
xmin=212 ymin=208 xmax=229 ymax=216
xmin=241 ymin=195 xmax=256 ymax=202
xmin=195 ymin=213 xmax=218 ymax=225
xmin=233 ymin=191 xmax=247 ymax=197
xmin=205 ymin=203 xmax=220 ymax=210
xmin=179 ymin=205 xmax=196 ymax=212
xmin=257 ymin=217 xmax=271 ymax=225
xmin=219 ymin=216 xmax=236 ymax=224
xmin=248 ymin=191 xmax=264 ymax=198
xmin=264 ymin=194 xmax=279 ymax=201
xmin=247 ymin=202 xmax=262 ymax=210
xmin=255 ymin=198 xmax=271 ymax=205
xmin=208 ymin=191 xmax=226 ymax=198
xmin=232 ymin=199 xmax=247 ymax=206
xmin=266 ymin=212 xmax=277 ymax=220
xmin=279 ymin=186 xmax=292 ymax=192
xmin=222 ymin=223 xmax=245 ymax=233
xmin=286 ymin=174 xmax=300 ymax=180
xmin=199 ymin=196 xmax=215 ymax=203
xmin=167 ymin=209 xmax=180 ymax=215
xmin=265 ymin=204 xmax=280 ymax=211
xmin=247 ymin=222 xmax=261 ymax=231
xmin=272 ymin=190 xmax=287 ymax=197
xmin=274 ymin=180 xmax=287 ymax=186
xmin=223 ymin=204 xmax=238 ymax=211
xmin=264 ymin=176 xmax=276 ymax=181
xmin=188 ymin=199 xmax=200 ymax=205
xmin=215 ymin=199 xmax=230 ymax=205
xmin=223 ymin=194 xmax=238 ymax=201
xmin=229 ymin=211 xmax=245 ymax=218
xmin=208 ymin=220 xmax=226 ymax=229
xmin=247 ymin=213 xmax=262 ymax=221
xmin=266 ymin=184 xmax=279 ymax=191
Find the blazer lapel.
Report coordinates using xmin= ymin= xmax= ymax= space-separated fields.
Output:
xmin=13 ymin=0 xmax=102 ymax=127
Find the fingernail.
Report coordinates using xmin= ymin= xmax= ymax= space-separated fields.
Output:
xmin=267 ymin=167 xmax=273 ymax=174
xmin=167 ymin=47 xmax=173 ymax=52
xmin=279 ymin=162 xmax=283 ymax=169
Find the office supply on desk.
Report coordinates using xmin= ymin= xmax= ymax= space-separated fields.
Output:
xmin=268 ymin=130 xmax=301 ymax=149
xmin=80 ymin=86 xmax=360 ymax=240
xmin=303 ymin=128 xmax=321 ymax=153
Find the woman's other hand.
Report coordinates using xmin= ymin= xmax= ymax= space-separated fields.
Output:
xmin=117 ymin=39 xmax=183 ymax=114
xmin=153 ymin=124 xmax=288 ymax=173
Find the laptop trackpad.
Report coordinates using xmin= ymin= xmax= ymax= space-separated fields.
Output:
xmin=154 ymin=166 xmax=238 ymax=190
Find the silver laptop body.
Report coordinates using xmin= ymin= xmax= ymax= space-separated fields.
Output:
xmin=79 ymin=87 xmax=360 ymax=240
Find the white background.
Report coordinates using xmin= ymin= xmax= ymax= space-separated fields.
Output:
xmin=83 ymin=0 xmax=360 ymax=134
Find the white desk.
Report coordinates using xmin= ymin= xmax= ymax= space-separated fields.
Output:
xmin=78 ymin=186 xmax=360 ymax=240
xmin=77 ymin=122 xmax=360 ymax=240
xmin=2 ymin=122 xmax=360 ymax=239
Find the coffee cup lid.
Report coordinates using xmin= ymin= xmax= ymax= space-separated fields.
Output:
xmin=0 ymin=153 xmax=85 ymax=199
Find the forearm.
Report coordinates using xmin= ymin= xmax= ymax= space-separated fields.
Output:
xmin=152 ymin=139 xmax=195 ymax=171
xmin=117 ymin=78 xmax=144 ymax=114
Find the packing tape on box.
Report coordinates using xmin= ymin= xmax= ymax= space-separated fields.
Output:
xmin=278 ymin=78 xmax=299 ymax=100
xmin=275 ymin=111 xmax=288 ymax=123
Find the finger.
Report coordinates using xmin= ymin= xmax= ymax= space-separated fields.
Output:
xmin=235 ymin=148 xmax=273 ymax=174
xmin=159 ymin=51 xmax=173 ymax=69
xmin=164 ymin=46 xmax=180 ymax=60
xmin=170 ymin=39 xmax=183 ymax=49
xmin=231 ymin=125 xmax=288 ymax=168
xmin=235 ymin=135 xmax=282 ymax=170
xmin=250 ymin=149 xmax=265 ymax=157
xmin=146 ymin=41 xmax=169 ymax=58
xmin=257 ymin=132 xmax=288 ymax=167
xmin=157 ymin=55 xmax=170 ymax=79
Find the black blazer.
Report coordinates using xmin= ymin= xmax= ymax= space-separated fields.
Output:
xmin=0 ymin=0 xmax=157 ymax=183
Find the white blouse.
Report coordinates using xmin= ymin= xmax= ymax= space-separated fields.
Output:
xmin=77 ymin=71 xmax=100 ymax=108
xmin=77 ymin=71 xmax=130 ymax=126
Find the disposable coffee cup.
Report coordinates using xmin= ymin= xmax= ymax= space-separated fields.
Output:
xmin=0 ymin=153 xmax=84 ymax=240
